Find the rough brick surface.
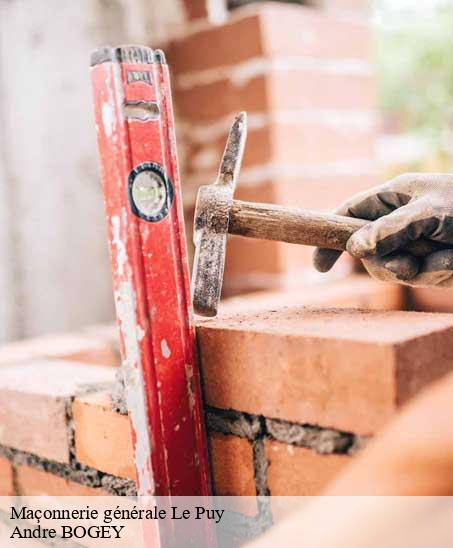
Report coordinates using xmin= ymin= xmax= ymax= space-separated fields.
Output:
xmin=0 ymin=361 xmax=115 ymax=462
xmin=209 ymin=432 xmax=256 ymax=497
xmin=266 ymin=440 xmax=349 ymax=496
xmin=197 ymin=308 xmax=453 ymax=435
xmin=0 ymin=456 xmax=14 ymax=496
xmin=73 ymin=391 xmax=135 ymax=480
xmin=15 ymin=465 xmax=105 ymax=496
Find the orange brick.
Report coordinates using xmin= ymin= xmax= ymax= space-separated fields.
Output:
xmin=268 ymin=71 xmax=376 ymax=112
xmin=15 ymin=465 xmax=104 ymax=496
xmin=0 ymin=457 xmax=14 ymax=496
xmin=169 ymin=4 xmax=370 ymax=75
xmin=197 ymin=308 xmax=453 ymax=435
xmin=260 ymin=4 xmax=371 ymax=60
xmin=73 ymin=391 xmax=135 ymax=480
xmin=183 ymin=0 xmax=208 ymax=20
xmin=175 ymin=72 xmax=375 ymax=126
xmin=271 ymin=123 xmax=376 ymax=166
xmin=409 ymin=287 xmax=453 ymax=313
xmin=174 ymin=76 xmax=268 ymax=124
xmin=266 ymin=440 xmax=349 ymax=495
xmin=168 ymin=13 xmax=262 ymax=74
xmin=0 ymin=361 xmax=115 ymax=462
xmin=209 ymin=432 xmax=255 ymax=497
xmin=185 ymin=122 xmax=375 ymax=177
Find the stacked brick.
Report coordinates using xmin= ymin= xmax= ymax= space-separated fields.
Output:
xmin=0 ymin=277 xmax=396 ymax=499
xmin=168 ymin=0 xmax=378 ymax=293
xmin=2 ymin=279 xmax=453 ymax=538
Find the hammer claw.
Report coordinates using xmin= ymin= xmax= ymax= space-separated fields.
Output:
xmin=217 ymin=111 xmax=247 ymax=188
xmin=191 ymin=112 xmax=248 ymax=317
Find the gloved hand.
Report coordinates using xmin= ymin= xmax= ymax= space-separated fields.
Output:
xmin=313 ymin=173 xmax=453 ymax=287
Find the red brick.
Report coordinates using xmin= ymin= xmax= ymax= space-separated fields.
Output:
xmin=271 ymin=122 xmax=376 ymax=166
xmin=209 ymin=432 xmax=255 ymax=496
xmin=168 ymin=13 xmax=263 ymax=74
xmin=197 ymin=309 xmax=453 ymax=435
xmin=0 ymin=360 xmax=115 ymax=462
xmin=183 ymin=0 xmax=208 ymax=20
xmin=174 ymin=76 xmax=268 ymax=124
xmin=0 ymin=331 xmax=119 ymax=367
xmin=0 ymin=457 xmax=14 ymax=496
xmin=185 ymin=122 xmax=375 ymax=178
xmin=266 ymin=440 xmax=349 ymax=495
xmin=260 ymin=4 xmax=371 ymax=59
xmin=175 ymin=72 xmax=375 ymax=126
xmin=185 ymin=125 xmax=272 ymax=175
xmin=209 ymin=433 xmax=257 ymax=516
xmin=169 ymin=4 xmax=370 ymax=75
xmin=268 ymin=71 xmax=376 ymax=112
xmin=409 ymin=287 xmax=453 ymax=313
xmin=73 ymin=391 xmax=135 ymax=480
xmin=15 ymin=465 xmax=105 ymax=496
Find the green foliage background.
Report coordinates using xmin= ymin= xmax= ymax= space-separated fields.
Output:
xmin=375 ymin=1 xmax=453 ymax=153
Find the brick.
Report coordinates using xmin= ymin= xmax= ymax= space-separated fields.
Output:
xmin=185 ymin=123 xmax=375 ymax=179
xmin=174 ymin=76 xmax=268 ymax=124
xmin=0 ymin=331 xmax=119 ymax=367
xmin=266 ymin=440 xmax=349 ymax=495
xmin=271 ymin=122 xmax=376 ymax=166
xmin=209 ymin=432 xmax=255 ymax=496
xmin=0 ymin=456 xmax=14 ymax=496
xmin=0 ymin=361 xmax=115 ymax=462
xmin=15 ymin=465 xmax=104 ymax=496
xmin=169 ymin=4 xmax=370 ymax=75
xmin=185 ymin=125 xmax=272 ymax=175
xmin=409 ymin=287 xmax=453 ymax=313
xmin=73 ymin=391 xmax=135 ymax=480
xmin=197 ymin=309 xmax=453 ymax=435
xmin=168 ymin=12 xmax=263 ymax=74
xmin=175 ymin=72 xmax=375 ymax=126
xmin=221 ymin=275 xmax=403 ymax=314
xmin=172 ymin=1 xmax=377 ymax=290
xmin=183 ymin=0 xmax=208 ymax=20
xmin=260 ymin=4 xmax=371 ymax=60
xmin=321 ymin=0 xmax=369 ymax=13
xmin=268 ymin=71 xmax=376 ymax=112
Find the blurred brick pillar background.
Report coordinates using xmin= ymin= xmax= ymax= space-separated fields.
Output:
xmin=169 ymin=0 xmax=378 ymax=295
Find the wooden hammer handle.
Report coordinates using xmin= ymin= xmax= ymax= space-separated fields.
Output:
xmin=228 ymin=200 xmax=448 ymax=257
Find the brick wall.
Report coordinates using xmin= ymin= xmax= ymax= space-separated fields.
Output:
xmin=2 ymin=277 xmax=453 ymax=536
xmin=168 ymin=0 xmax=377 ymax=294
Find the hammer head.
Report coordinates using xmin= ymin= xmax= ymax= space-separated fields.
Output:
xmin=191 ymin=112 xmax=247 ymax=317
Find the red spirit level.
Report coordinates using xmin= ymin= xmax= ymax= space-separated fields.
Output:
xmin=90 ymin=45 xmax=213 ymax=543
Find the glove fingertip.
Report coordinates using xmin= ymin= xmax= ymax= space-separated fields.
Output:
xmin=346 ymin=230 xmax=375 ymax=259
xmin=313 ymin=248 xmax=343 ymax=273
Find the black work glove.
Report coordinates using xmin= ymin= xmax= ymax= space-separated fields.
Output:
xmin=313 ymin=173 xmax=453 ymax=287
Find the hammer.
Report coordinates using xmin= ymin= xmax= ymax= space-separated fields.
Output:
xmin=191 ymin=112 xmax=446 ymax=317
